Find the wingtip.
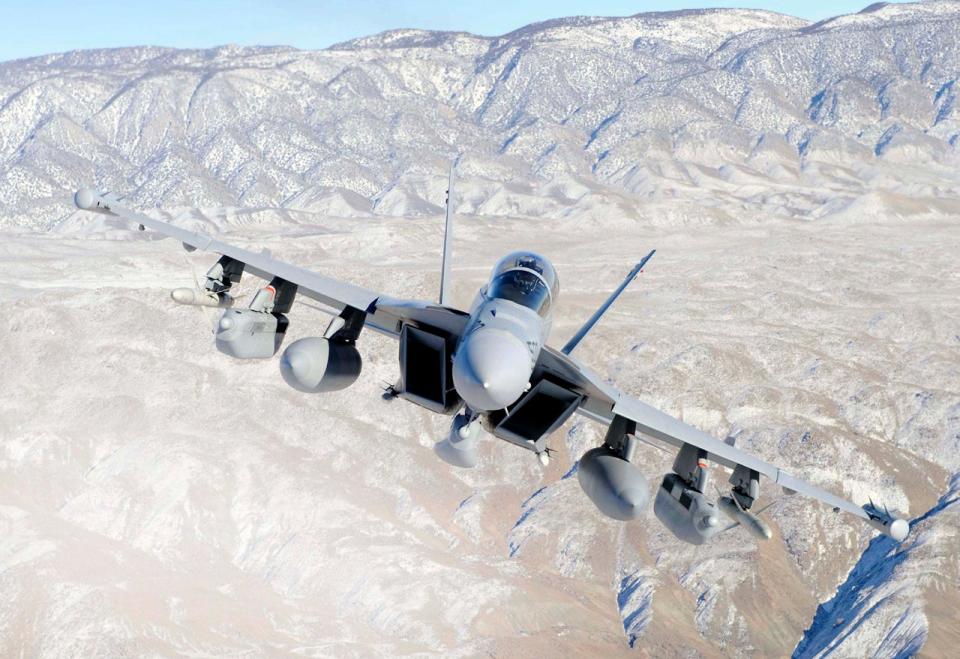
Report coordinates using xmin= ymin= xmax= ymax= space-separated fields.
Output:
xmin=74 ymin=187 xmax=96 ymax=210
xmin=74 ymin=188 xmax=114 ymax=214
xmin=864 ymin=504 xmax=910 ymax=542
xmin=889 ymin=518 xmax=909 ymax=542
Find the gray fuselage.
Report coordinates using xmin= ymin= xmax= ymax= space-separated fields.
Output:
xmin=451 ymin=252 xmax=557 ymax=412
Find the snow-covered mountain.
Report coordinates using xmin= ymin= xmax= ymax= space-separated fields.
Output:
xmin=1 ymin=2 xmax=959 ymax=657
xmin=1 ymin=2 xmax=958 ymax=229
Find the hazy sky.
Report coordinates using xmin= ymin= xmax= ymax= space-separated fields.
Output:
xmin=0 ymin=1 xmax=912 ymax=63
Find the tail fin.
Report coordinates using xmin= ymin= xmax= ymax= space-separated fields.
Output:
xmin=439 ymin=164 xmax=455 ymax=305
xmin=561 ymin=250 xmax=655 ymax=355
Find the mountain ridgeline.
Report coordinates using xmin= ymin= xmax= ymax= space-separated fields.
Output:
xmin=0 ymin=2 xmax=958 ymax=229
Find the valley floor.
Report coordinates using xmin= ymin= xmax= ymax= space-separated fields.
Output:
xmin=1 ymin=208 xmax=958 ymax=657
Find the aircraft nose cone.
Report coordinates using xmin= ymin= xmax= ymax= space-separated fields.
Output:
xmin=453 ymin=329 xmax=531 ymax=411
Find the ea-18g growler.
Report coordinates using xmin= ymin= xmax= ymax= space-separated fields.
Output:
xmin=72 ymin=171 xmax=908 ymax=547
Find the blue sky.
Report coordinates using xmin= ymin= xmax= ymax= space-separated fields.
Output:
xmin=0 ymin=1 xmax=911 ymax=63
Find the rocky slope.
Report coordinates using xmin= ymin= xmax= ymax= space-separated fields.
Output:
xmin=0 ymin=2 xmax=958 ymax=230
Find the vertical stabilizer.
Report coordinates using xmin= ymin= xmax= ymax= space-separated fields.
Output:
xmin=439 ymin=164 xmax=455 ymax=305
xmin=561 ymin=250 xmax=656 ymax=355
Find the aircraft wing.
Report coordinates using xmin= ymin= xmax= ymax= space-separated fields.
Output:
xmin=75 ymin=188 xmax=906 ymax=540
xmin=73 ymin=189 xmax=470 ymax=339
xmin=536 ymin=347 xmax=910 ymax=540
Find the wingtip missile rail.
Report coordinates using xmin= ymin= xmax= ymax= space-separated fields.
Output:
xmin=865 ymin=507 xmax=910 ymax=542
xmin=74 ymin=188 xmax=115 ymax=214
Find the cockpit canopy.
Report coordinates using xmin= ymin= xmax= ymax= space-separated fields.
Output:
xmin=486 ymin=251 xmax=559 ymax=316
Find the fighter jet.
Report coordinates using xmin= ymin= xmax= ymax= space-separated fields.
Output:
xmin=71 ymin=174 xmax=909 ymax=546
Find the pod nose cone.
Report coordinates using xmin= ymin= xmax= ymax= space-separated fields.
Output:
xmin=171 ymin=288 xmax=192 ymax=304
xmin=280 ymin=349 xmax=306 ymax=380
xmin=613 ymin=488 xmax=648 ymax=521
xmin=452 ymin=329 xmax=531 ymax=411
xmin=577 ymin=447 xmax=650 ymax=521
